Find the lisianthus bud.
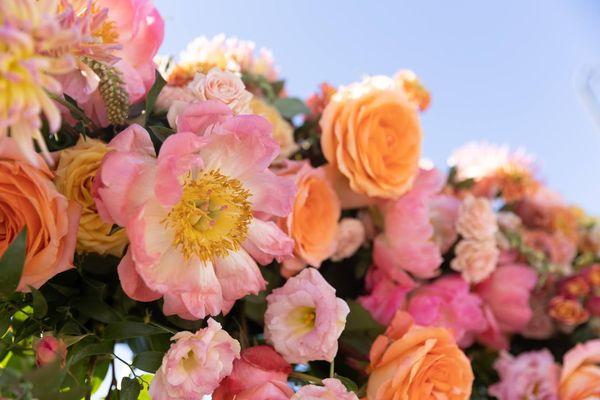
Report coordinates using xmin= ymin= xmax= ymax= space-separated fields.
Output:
xmin=35 ymin=335 xmax=67 ymax=367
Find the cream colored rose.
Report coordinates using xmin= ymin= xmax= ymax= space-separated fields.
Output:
xmin=250 ymin=98 xmax=297 ymax=162
xmin=451 ymin=238 xmax=499 ymax=283
xmin=54 ymin=137 xmax=128 ymax=256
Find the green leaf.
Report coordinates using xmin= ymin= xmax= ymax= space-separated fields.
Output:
xmin=149 ymin=125 xmax=175 ymax=142
xmin=120 ymin=377 xmax=141 ymax=400
xmin=133 ymin=351 xmax=163 ymax=373
xmin=273 ymin=97 xmax=309 ymax=118
xmin=0 ymin=308 xmax=11 ymax=337
xmin=104 ymin=322 xmax=165 ymax=340
xmin=0 ymin=229 xmax=27 ymax=298
xmin=138 ymin=374 xmax=154 ymax=400
xmin=334 ymin=373 xmax=359 ymax=393
xmin=344 ymin=300 xmax=384 ymax=333
xmin=68 ymin=341 xmax=114 ymax=366
xmin=70 ymin=296 xmax=122 ymax=323
xmin=144 ymin=70 xmax=166 ymax=124
xmin=31 ymin=287 xmax=48 ymax=318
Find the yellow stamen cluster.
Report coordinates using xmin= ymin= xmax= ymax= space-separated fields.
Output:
xmin=164 ymin=170 xmax=252 ymax=261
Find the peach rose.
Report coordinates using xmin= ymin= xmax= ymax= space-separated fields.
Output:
xmin=277 ymin=161 xmax=341 ymax=269
xmin=0 ymin=138 xmax=80 ymax=291
xmin=367 ymin=311 xmax=473 ymax=400
xmin=250 ymin=98 xmax=297 ymax=162
xmin=320 ymin=76 xmax=422 ymax=199
xmin=559 ymin=339 xmax=600 ymax=400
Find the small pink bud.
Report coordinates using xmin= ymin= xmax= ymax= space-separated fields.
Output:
xmin=35 ymin=335 xmax=67 ymax=367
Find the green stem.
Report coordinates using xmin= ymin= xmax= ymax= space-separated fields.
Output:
xmin=148 ymin=321 xmax=177 ymax=335
xmin=48 ymin=92 xmax=97 ymax=131
xmin=289 ymin=372 xmax=323 ymax=385
xmin=330 ymin=360 xmax=335 ymax=378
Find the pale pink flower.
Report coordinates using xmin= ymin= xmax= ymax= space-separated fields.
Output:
xmin=373 ymin=168 xmax=445 ymax=280
xmin=213 ymin=345 xmax=294 ymax=400
xmin=559 ymin=339 xmax=600 ymax=399
xmin=331 ymin=218 xmax=365 ymax=261
xmin=451 ymin=238 xmax=499 ymax=283
xmin=94 ymin=102 xmax=296 ymax=319
xmin=359 ymin=266 xmax=416 ymax=326
xmin=264 ymin=268 xmax=349 ymax=364
xmin=291 ymin=378 xmax=359 ymax=400
xmin=407 ymin=275 xmax=486 ymax=347
xmin=456 ymin=195 xmax=498 ymax=240
xmin=150 ymin=319 xmax=241 ymax=399
xmin=475 ymin=264 xmax=537 ymax=334
xmin=159 ymin=69 xmax=252 ymax=125
xmin=428 ymin=194 xmax=460 ymax=253
xmin=489 ymin=350 xmax=560 ymax=400
xmin=35 ymin=336 xmax=67 ymax=368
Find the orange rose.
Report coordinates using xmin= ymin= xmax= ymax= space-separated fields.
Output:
xmin=0 ymin=138 xmax=80 ymax=291
xmin=320 ymin=76 xmax=422 ymax=199
xmin=367 ymin=311 xmax=473 ymax=400
xmin=277 ymin=161 xmax=340 ymax=270
xmin=559 ymin=339 xmax=600 ymax=399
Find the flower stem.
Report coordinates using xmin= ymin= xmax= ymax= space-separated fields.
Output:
xmin=290 ymin=372 xmax=323 ymax=385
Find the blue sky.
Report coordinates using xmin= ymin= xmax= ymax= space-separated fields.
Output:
xmin=154 ymin=0 xmax=600 ymax=213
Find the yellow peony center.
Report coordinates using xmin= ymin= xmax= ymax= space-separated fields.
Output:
xmin=164 ymin=170 xmax=252 ymax=261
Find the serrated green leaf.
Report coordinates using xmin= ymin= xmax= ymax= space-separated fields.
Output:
xmin=0 ymin=229 xmax=27 ymax=298
xmin=273 ymin=97 xmax=310 ymax=118
xmin=133 ymin=351 xmax=163 ymax=373
xmin=104 ymin=322 xmax=165 ymax=340
xmin=144 ymin=70 xmax=166 ymax=124
xmin=31 ymin=287 xmax=47 ymax=318
xmin=120 ymin=377 xmax=141 ymax=400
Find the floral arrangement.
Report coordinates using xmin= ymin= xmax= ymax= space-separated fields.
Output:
xmin=0 ymin=1 xmax=599 ymax=399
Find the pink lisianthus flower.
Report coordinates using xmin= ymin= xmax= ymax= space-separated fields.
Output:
xmin=94 ymin=102 xmax=296 ymax=319
xmin=407 ymin=274 xmax=487 ymax=347
xmin=264 ymin=268 xmax=349 ymax=364
xmin=213 ymin=345 xmax=294 ymax=400
xmin=150 ymin=319 xmax=240 ymax=399
xmin=61 ymin=0 xmax=165 ymax=126
xmin=35 ymin=335 xmax=67 ymax=368
xmin=291 ymin=378 xmax=359 ymax=400
xmin=359 ymin=266 xmax=416 ymax=326
xmin=373 ymin=168 xmax=445 ymax=280
xmin=489 ymin=349 xmax=560 ymax=400
xmin=475 ymin=264 xmax=537 ymax=349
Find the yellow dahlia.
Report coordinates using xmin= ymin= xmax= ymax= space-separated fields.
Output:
xmin=0 ymin=0 xmax=79 ymax=166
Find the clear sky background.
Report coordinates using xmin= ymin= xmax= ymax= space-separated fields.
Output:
xmin=154 ymin=0 xmax=600 ymax=213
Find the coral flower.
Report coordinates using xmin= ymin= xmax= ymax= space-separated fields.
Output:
xmin=94 ymin=102 xmax=296 ymax=319
xmin=559 ymin=339 xmax=600 ymax=400
xmin=366 ymin=311 xmax=473 ymax=400
xmin=0 ymin=0 xmax=79 ymax=166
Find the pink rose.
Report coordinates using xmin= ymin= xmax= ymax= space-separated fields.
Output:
xmin=213 ymin=345 xmax=294 ymax=400
xmin=331 ymin=218 xmax=365 ymax=261
xmin=407 ymin=275 xmax=486 ymax=347
xmin=456 ymin=195 xmax=498 ymax=240
xmin=489 ymin=350 xmax=560 ymax=400
xmin=359 ymin=266 xmax=416 ymax=326
xmin=94 ymin=102 xmax=296 ymax=320
xmin=451 ymin=238 xmax=499 ymax=283
xmin=475 ymin=264 xmax=537 ymax=334
xmin=373 ymin=168 xmax=445 ymax=280
xmin=291 ymin=378 xmax=359 ymax=400
xmin=264 ymin=268 xmax=349 ymax=364
xmin=150 ymin=319 xmax=241 ymax=399
xmin=35 ymin=336 xmax=67 ymax=367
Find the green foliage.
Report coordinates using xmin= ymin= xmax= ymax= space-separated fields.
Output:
xmin=133 ymin=351 xmax=163 ymax=373
xmin=120 ymin=376 xmax=142 ymax=400
xmin=0 ymin=229 xmax=27 ymax=298
xmin=144 ymin=70 xmax=167 ymax=125
xmin=273 ymin=98 xmax=310 ymax=118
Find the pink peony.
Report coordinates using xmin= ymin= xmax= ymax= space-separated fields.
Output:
xmin=331 ymin=218 xmax=366 ymax=261
xmin=475 ymin=264 xmax=537 ymax=334
xmin=451 ymin=238 xmax=499 ymax=283
xmin=456 ymin=195 xmax=497 ymax=240
xmin=489 ymin=350 xmax=560 ymax=400
xmin=407 ymin=275 xmax=487 ymax=347
xmin=213 ymin=345 xmax=294 ymax=400
xmin=150 ymin=319 xmax=240 ymax=399
xmin=373 ymin=168 xmax=445 ymax=280
xmin=62 ymin=0 xmax=165 ymax=126
xmin=291 ymin=378 xmax=359 ymax=400
xmin=94 ymin=102 xmax=296 ymax=319
xmin=35 ymin=335 xmax=67 ymax=367
xmin=264 ymin=268 xmax=349 ymax=364
xmin=359 ymin=266 xmax=416 ymax=326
